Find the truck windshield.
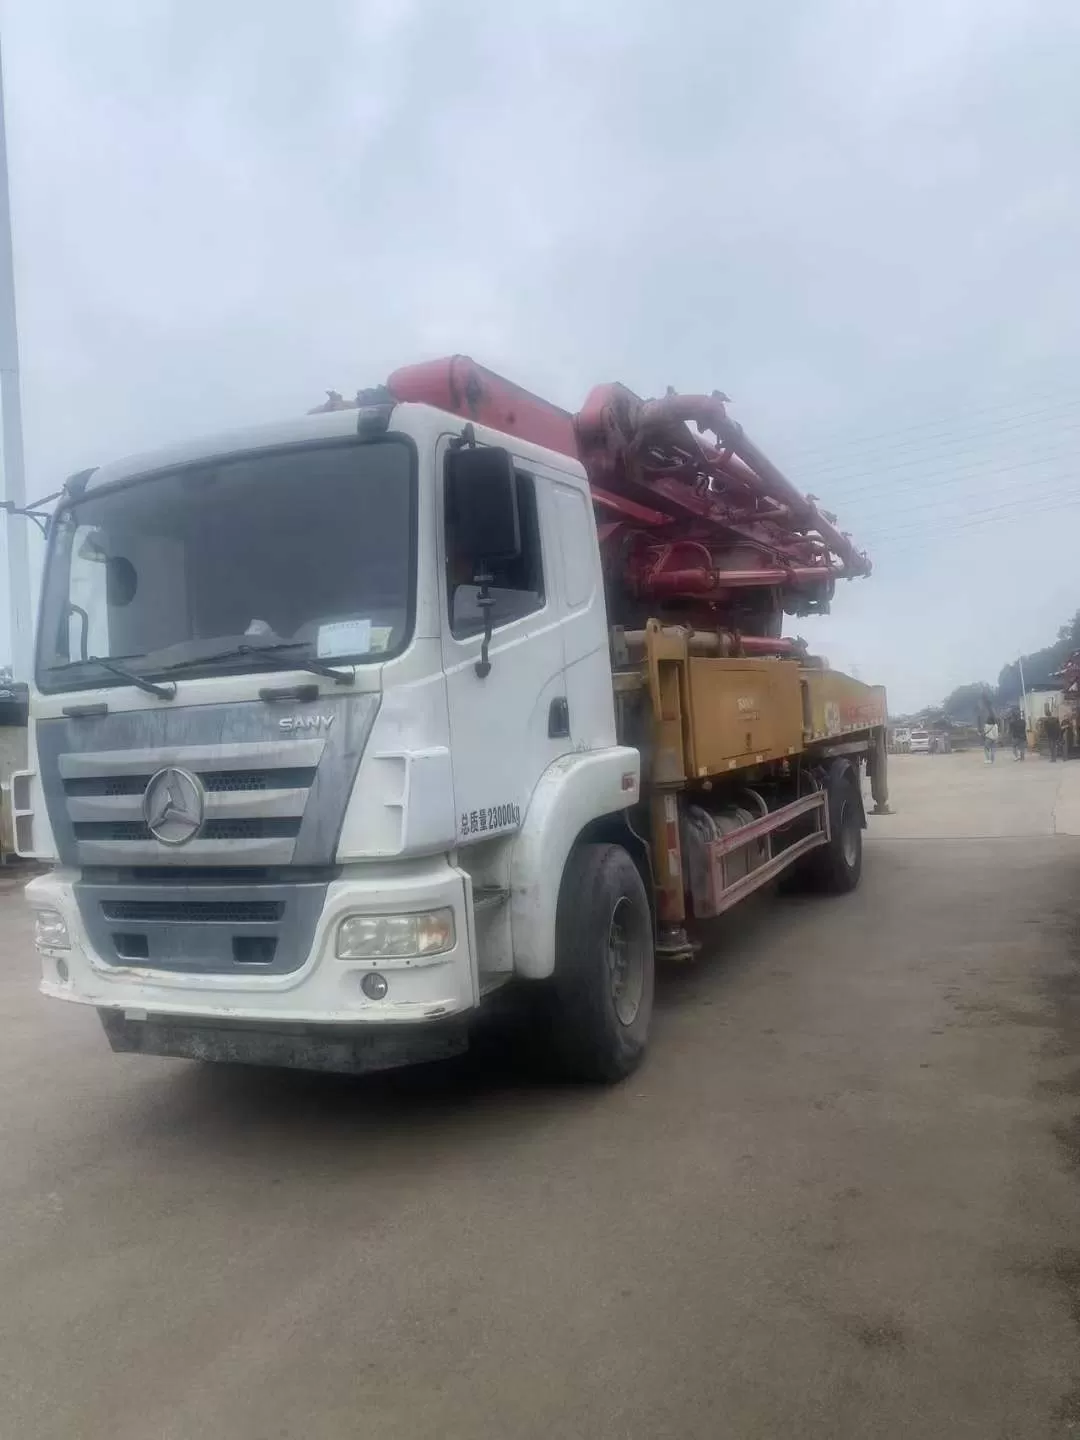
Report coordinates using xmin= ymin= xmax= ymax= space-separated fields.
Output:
xmin=37 ymin=438 xmax=415 ymax=692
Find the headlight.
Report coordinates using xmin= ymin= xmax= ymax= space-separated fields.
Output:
xmin=34 ymin=909 xmax=70 ymax=950
xmin=335 ymin=908 xmax=455 ymax=960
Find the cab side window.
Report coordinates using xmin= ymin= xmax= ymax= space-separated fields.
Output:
xmin=446 ymin=470 xmax=545 ymax=638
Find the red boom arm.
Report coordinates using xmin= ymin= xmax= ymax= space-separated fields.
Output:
xmin=364 ymin=356 xmax=870 ymax=646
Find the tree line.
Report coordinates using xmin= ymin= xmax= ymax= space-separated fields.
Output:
xmin=937 ymin=609 xmax=1080 ymax=724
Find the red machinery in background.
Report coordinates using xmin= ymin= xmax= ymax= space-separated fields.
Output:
xmin=320 ymin=356 xmax=870 ymax=654
xmin=1058 ymin=652 xmax=1080 ymax=757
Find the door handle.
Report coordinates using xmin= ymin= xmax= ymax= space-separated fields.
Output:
xmin=259 ymin=683 xmax=320 ymax=704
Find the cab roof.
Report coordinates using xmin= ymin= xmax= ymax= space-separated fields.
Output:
xmin=75 ymin=400 xmax=587 ymax=499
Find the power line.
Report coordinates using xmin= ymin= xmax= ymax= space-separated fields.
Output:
xmin=870 ymin=484 xmax=1080 ymax=539
xmin=852 ymin=486 xmax=1080 ymax=547
xmin=842 ymin=463 xmax=1079 ymax=530
xmin=864 ymin=492 xmax=1078 ymax=549
xmin=815 ymin=444 xmax=1080 ymax=517
xmin=846 ymin=466 xmax=1080 ymax=535
xmin=851 ymin=471 xmax=1079 ymax=537
xmin=794 ymin=411 xmax=1080 ymax=491
xmin=867 ymin=492 xmax=1080 ymax=552
xmin=788 ymin=387 xmax=1080 ymax=462
xmin=780 ymin=387 xmax=1080 ymax=467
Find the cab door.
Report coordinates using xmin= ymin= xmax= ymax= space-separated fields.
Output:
xmin=437 ymin=439 xmax=569 ymax=850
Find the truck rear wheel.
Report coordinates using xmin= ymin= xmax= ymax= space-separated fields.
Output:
xmin=804 ymin=767 xmax=862 ymax=894
xmin=551 ymin=843 xmax=655 ymax=1082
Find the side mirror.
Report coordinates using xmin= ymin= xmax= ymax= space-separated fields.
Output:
xmin=446 ymin=445 xmax=521 ymax=565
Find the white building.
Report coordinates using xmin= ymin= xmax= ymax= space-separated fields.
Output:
xmin=1023 ymin=685 xmax=1063 ymax=734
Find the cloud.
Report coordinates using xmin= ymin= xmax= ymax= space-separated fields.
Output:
xmin=2 ymin=0 xmax=1079 ymax=708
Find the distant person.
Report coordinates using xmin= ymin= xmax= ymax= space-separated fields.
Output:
xmin=1009 ymin=710 xmax=1026 ymax=761
xmin=1045 ymin=710 xmax=1063 ymax=763
xmin=983 ymin=718 xmax=999 ymax=764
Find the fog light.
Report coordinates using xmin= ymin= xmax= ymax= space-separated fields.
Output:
xmin=56 ymin=957 xmax=70 ymax=983
xmin=34 ymin=909 xmax=70 ymax=950
xmin=361 ymin=972 xmax=389 ymax=1000
xmin=336 ymin=908 xmax=455 ymax=960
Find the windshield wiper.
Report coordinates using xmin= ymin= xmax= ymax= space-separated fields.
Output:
xmin=156 ymin=643 xmax=355 ymax=686
xmin=86 ymin=655 xmax=176 ymax=700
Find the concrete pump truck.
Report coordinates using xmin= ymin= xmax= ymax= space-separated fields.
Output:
xmin=15 ymin=356 xmax=888 ymax=1081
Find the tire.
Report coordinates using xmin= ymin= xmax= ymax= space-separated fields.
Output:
xmin=804 ymin=768 xmax=863 ymax=894
xmin=551 ymin=843 xmax=655 ymax=1083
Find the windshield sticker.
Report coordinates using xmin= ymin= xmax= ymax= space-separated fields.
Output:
xmin=317 ymin=618 xmax=372 ymax=658
xmin=368 ymin=625 xmax=394 ymax=654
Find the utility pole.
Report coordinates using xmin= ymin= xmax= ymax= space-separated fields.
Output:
xmin=0 ymin=33 xmax=30 ymax=680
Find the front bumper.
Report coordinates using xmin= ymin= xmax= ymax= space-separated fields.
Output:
xmin=98 ymin=1010 xmax=469 ymax=1074
xmin=26 ymin=858 xmax=478 ymax=1029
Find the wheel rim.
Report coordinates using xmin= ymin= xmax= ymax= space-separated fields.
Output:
xmin=840 ymin=799 xmax=859 ymax=868
xmin=607 ymin=896 xmax=646 ymax=1027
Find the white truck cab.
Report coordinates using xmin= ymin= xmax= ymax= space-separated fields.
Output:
xmin=17 ymin=399 xmax=641 ymax=1075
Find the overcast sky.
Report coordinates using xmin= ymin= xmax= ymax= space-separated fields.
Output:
xmin=1 ymin=0 xmax=1079 ymax=709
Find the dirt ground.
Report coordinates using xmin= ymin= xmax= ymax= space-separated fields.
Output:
xmin=2 ymin=751 xmax=1080 ymax=1438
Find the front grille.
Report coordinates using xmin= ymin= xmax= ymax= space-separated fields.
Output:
xmin=64 ymin=775 xmax=150 ymax=797
xmin=75 ymin=875 xmax=330 ymax=976
xmin=84 ymin=869 xmax=276 ymax=881
xmin=62 ymin=767 xmax=317 ymax=798
xmin=204 ymin=768 xmax=317 ymax=793
xmin=75 ymin=821 xmax=148 ymax=841
xmin=73 ymin=818 xmax=303 ymax=842
xmin=203 ymin=818 xmax=302 ymax=841
xmin=82 ymin=867 xmax=335 ymax=885
xmin=48 ymin=723 xmax=359 ymax=869
xmin=101 ymin=899 xmax=284 ymax=924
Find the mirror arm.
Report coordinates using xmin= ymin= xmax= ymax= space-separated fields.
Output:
xmin=66 ymin=601 xmax=90 ymax=661
xmin=474 ymin=568 xmax=494 ymax=679
xmin=1 ymin=500 xmax=49 ymax=537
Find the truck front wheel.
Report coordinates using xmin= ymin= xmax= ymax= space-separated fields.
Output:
xmin=551 ymin=843 xmax=655 ymax=1082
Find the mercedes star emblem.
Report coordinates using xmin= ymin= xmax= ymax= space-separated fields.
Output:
xmin=142 ymin=766 xmax=205 ymax=846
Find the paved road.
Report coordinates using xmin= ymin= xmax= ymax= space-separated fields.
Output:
xmin=3 ymin=752 xmax=1080 ymax=1438
xmin=880 ymin=744 xmax=1080 ymax=838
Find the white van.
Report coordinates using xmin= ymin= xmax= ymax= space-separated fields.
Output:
xmin=909 ymin=730 xmax=931 ymax=754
